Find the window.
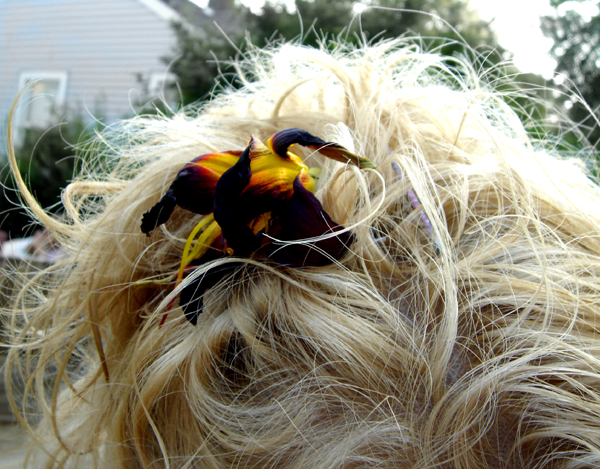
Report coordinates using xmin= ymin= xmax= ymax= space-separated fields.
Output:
xmin=147 ymin=71 xmax=177 ymax=107
xmin=17 ymin=72 xmax=68 ymax=129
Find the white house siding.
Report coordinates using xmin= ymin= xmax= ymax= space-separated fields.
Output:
xmin=0 ymin=0 xmax=178 ymax=144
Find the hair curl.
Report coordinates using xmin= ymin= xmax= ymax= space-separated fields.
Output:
xmin=5 ymin=39 xmax=600 ymax=468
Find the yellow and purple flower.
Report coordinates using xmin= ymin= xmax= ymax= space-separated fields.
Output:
xmin=141 ymin=128 xmax=375 ymax=325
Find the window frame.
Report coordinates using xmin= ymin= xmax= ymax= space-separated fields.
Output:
xmin=17 ymin=71 xmax=69 ymax=129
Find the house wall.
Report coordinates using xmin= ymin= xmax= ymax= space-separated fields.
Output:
xmin=0 ymin=0 xmax=178 ymax=142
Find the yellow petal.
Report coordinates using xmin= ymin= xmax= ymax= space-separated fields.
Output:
xmin=177 ymin=215 xmax=221 ymax=283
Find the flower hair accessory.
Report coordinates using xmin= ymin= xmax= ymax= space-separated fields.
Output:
xmin=141 ymin=128 xmax=375 ymax=325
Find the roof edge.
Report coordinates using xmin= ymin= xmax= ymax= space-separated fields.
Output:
xmin=137 ymin=0 xmax=182 ymax=22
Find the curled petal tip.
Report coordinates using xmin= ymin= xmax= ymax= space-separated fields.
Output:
xmin=141 ymin=189 xmax=177 ymax=235
xmin=360 ymin=159 xmax=377 ymax=170
xmin=318 ymin=145 xmax=376 ymax=169
xmin=268 ymin=128 xmax=376 ymax=169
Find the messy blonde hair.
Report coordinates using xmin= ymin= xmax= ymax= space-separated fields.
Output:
xmin=5 ymin=39 xmax=600 ymax=468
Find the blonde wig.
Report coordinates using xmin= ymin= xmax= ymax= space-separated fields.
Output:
xmin=5 ymin=39 xmax=600 ymax=468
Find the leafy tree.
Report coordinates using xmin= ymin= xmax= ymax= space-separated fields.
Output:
xmin=165 ymin=0 xmax=508 ymax=108
xmin=162 ymin=21 xmax=241 ymax=105
xmin=164 ymin=0 xmax=555 ymax=147
xmin=542 ymin=0 xmax=600 ymax=149
xmin=249 ymin=0 xmax=497 ymax=52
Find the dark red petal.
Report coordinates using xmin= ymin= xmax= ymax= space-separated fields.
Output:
xmin=141 ymin=188 xmax=177 ymax=235
xmin=268 ymin=128 xmax=327 ymax=157
xmin=172 ymin=151 xmax=242 ymax=215
xmin=140 ymin=150 xmax=243 ymax=235
xmin=180 ymin=261 xmax=244 ymax=325
xmin=213 ymin=142 xmax=262 ymax=257
xmin=266 ymin=176 xmax=355 ymax=267
xmin=268 ymin=128 xmax=375 ymax=169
